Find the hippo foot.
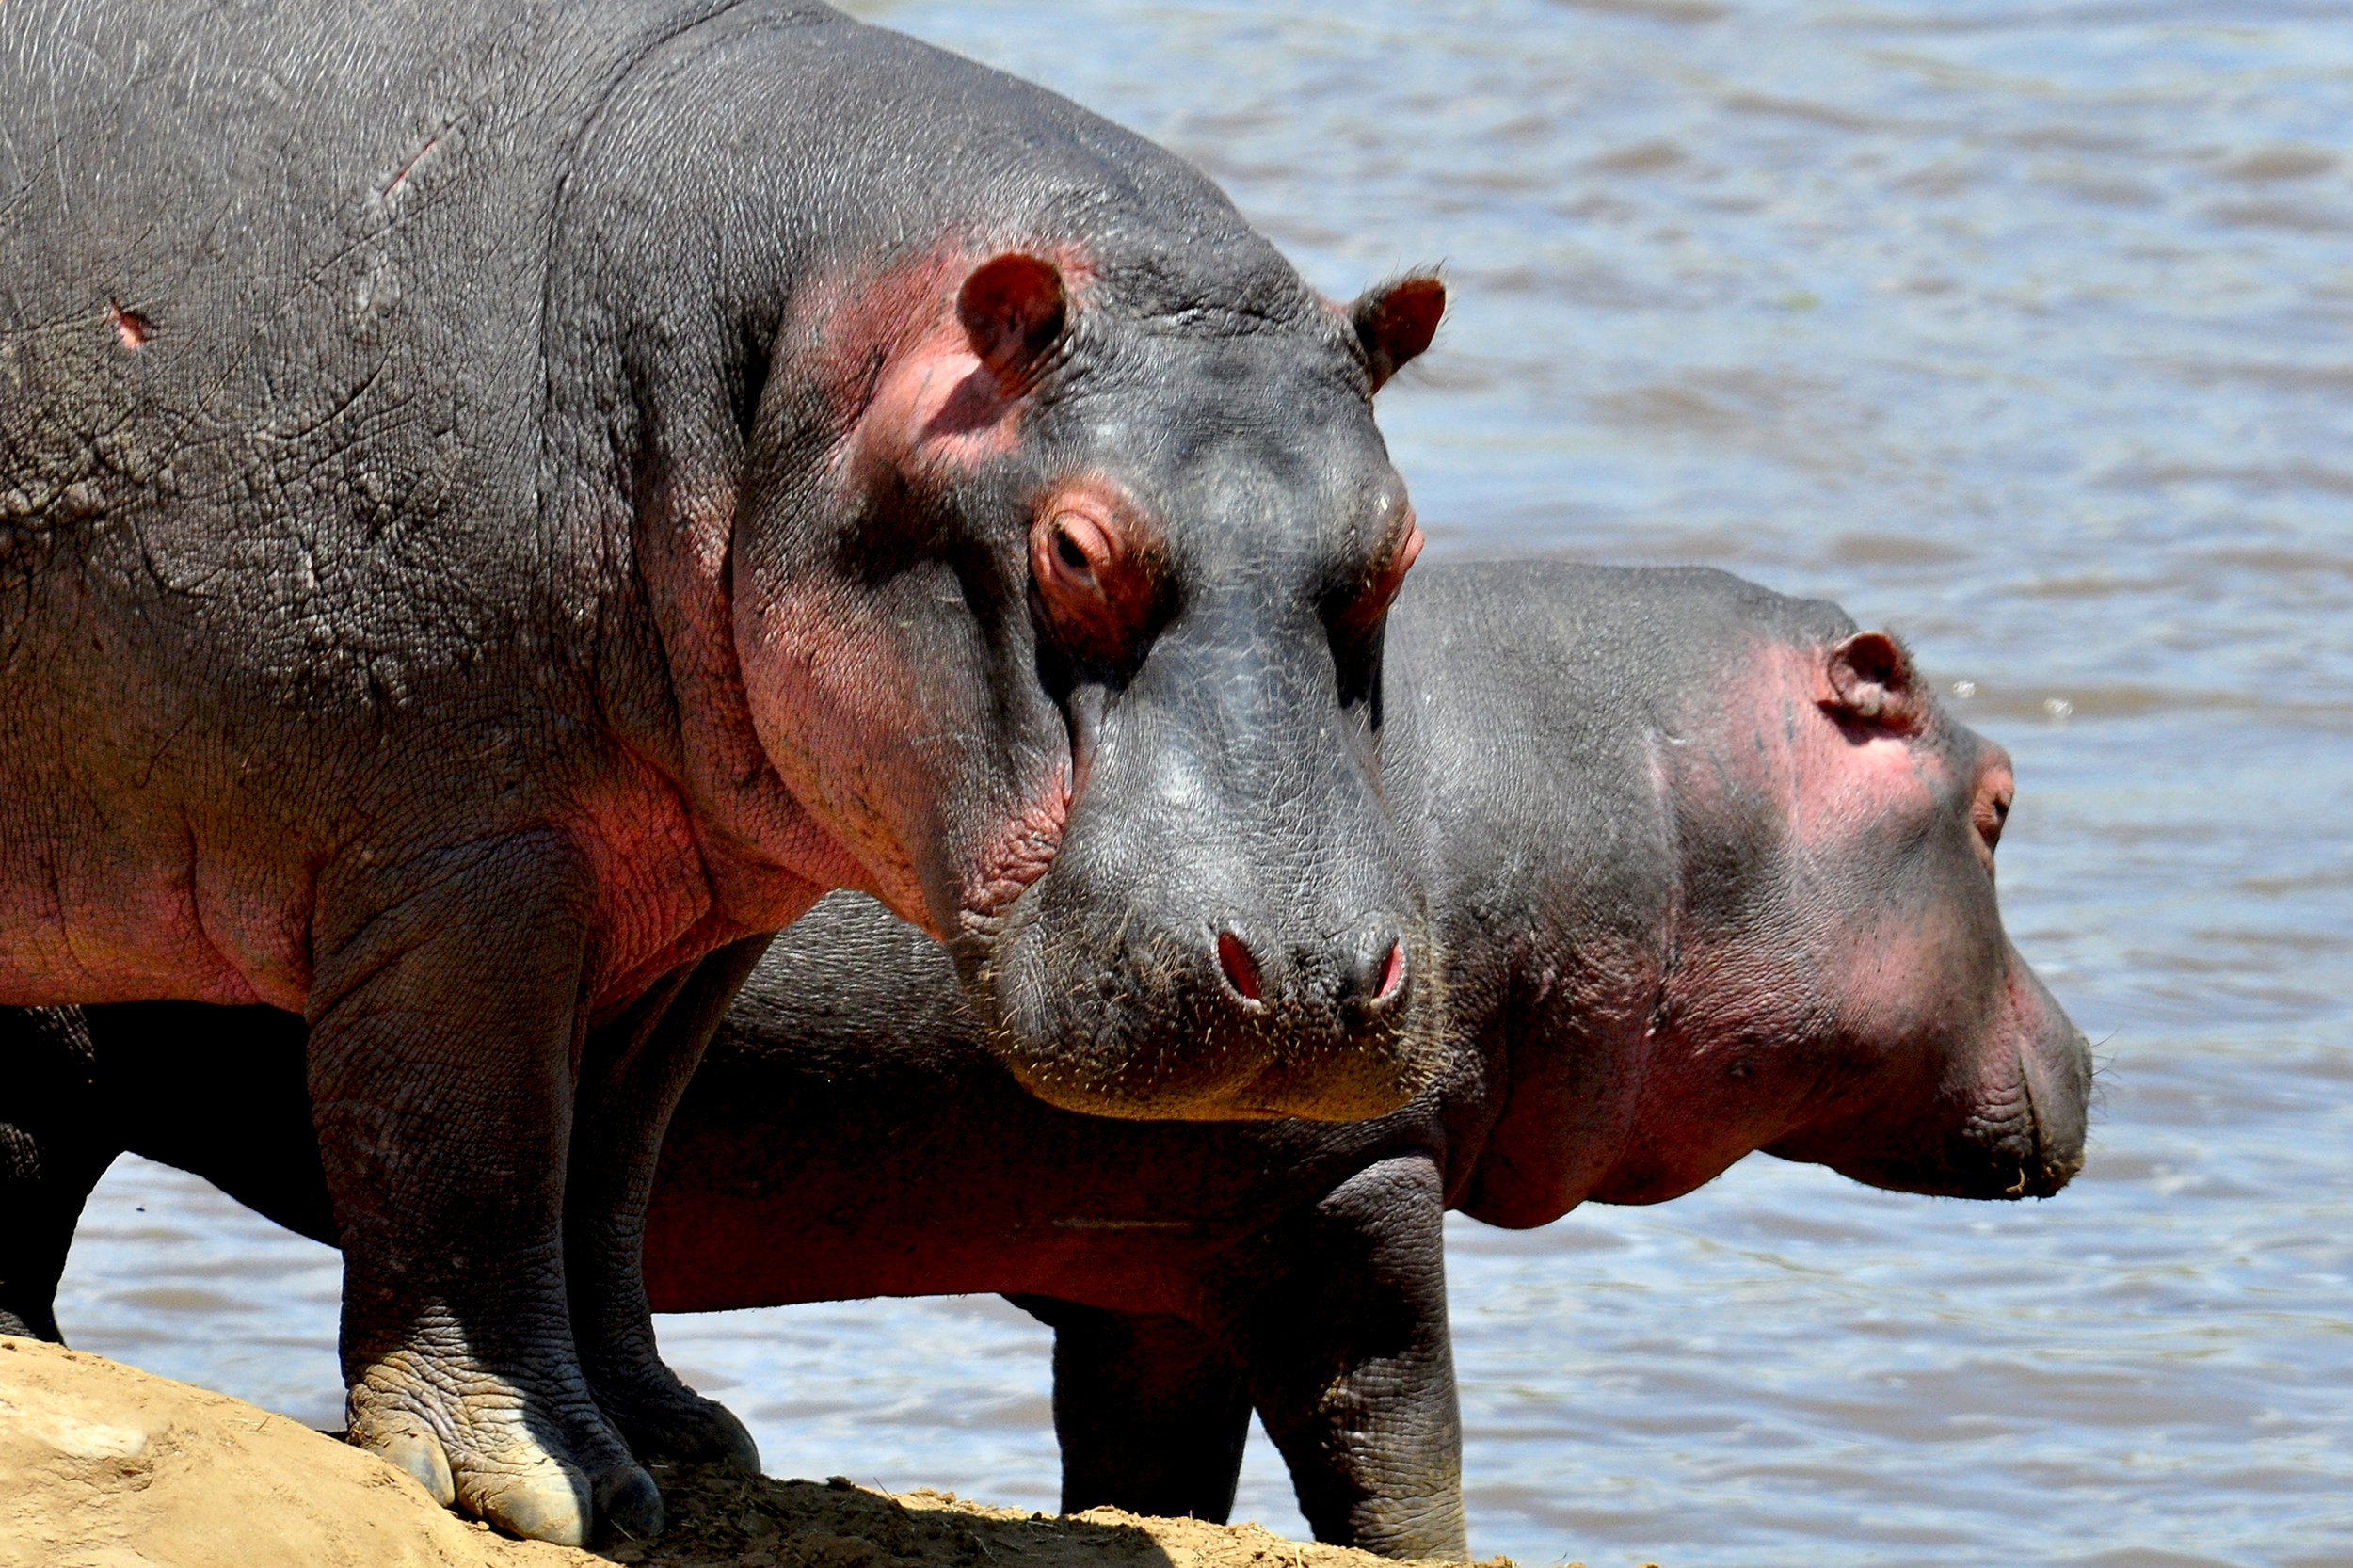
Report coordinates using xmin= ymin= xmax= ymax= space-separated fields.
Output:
xmin=348 ymin=1368 xmax=662 ymax=1545
xmin=592 ymin=1370 xmax=762 ymax=1473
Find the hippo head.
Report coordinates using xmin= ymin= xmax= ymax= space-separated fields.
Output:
xmin=1611 ymin=626 xmax=2091 ymax=1203
xmin=729 ymin=244 xmax=1447 ymax=1121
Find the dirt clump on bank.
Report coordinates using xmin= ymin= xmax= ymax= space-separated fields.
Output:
xmin=0 ymin=1336 xmax=573 ymax=1568
xmin=0 ymin=1336 xmax=1534 ymax=1568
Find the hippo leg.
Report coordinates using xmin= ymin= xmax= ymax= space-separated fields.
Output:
xmin=0 ymin=1008 xmax=116 ymax=1344
xmin=1011 ymin=1298 xmax=1253 ymax=1522
xmin=310 ymin=856 xmax=653 ymax=1547
xmin=567 ymin=937 xmax=770 ymax=1473
xmin=1230 ymin=1155 xmax=1465 ymax=1560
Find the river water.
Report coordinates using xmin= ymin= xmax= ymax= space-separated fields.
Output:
xmin=51 ymin=3 xmax=2353 ymax=1565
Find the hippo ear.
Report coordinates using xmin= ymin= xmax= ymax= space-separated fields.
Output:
xmin=959 ymin=253 xmax=1068 ymax=393
xmin=1351 ymin=274 xmax=1446 ymax=392
xmin=1824 ymin=631 xmax=1925 ymax=731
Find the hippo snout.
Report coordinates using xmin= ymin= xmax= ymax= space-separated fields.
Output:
xmin=980 ymin=884 xmax=1443 ymax=1124
xmin=2015 ymin=1024 xmax=2093 ymax=1196
xmin=1990 ymin=957 xmax=2094 ymax=1199
xmin=1788 ymin=952 xmax=2091 ymax=1202
xmin=958 ymin=585 xmax=1445 ymax=1124
xmin=1215 ymin=918 xmax=1409 ymax=1016
xmin=1886 ymin=1005 xmax=2089 ymax=1202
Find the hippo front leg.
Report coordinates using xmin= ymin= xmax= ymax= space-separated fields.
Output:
xmin=1229 ymin=1155 xmax=1465 ymax=1560
xmin=566 ymin=936 xmax=770 ymax=1473
xmin=1011 ymin=1297 xmax=1254 ymax=1523
xmin=309 ymin=844 xmax=654 ymax=1546
xmin=0 ymin=1007 xmax=116 ymax=1344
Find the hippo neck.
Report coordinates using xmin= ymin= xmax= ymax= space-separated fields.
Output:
xmin=1376 ymin=565 xmax=1685 ymax=1227
xmin=1390 ymin=564 xmax=1857 ymax=1226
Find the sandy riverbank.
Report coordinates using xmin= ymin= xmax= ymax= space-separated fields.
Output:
xmin=0 ymin=1337 xmax=1547 ymax=1568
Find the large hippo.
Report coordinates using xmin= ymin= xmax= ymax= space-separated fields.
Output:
xmin=0 ymin=0 xmax=1448 ymax=1542
xmin=1 ymin=563 xmax=2089 ymax=1558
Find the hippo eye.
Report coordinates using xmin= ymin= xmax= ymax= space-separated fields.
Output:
xmin=1030 ymin=496 xmax=1160 ymax=673
xmin=1324 ymin=514 xmax=1424 ymax=716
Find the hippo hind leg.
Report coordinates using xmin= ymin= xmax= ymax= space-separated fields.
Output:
xmin=1012 ymin=1297 xmax=1253 ymax=1523
xmin=0 ymin=1007 xmax=118 ymax=1345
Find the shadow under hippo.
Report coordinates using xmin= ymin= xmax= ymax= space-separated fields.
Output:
xmin=0 ymin=561 xmax=2091 ymax=1559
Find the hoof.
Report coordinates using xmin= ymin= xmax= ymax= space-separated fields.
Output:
xmin=369 ymin=1424 xmax=457 ymax=1508
xmin=609 ymin=1387 xmax=762 ymax=1473
xmin=596 ymin=1463 xmax=666 ymax=1541
xmin=471 ymin=1461 xmax=594 ymax=1548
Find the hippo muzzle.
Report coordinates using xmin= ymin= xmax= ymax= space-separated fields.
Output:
xmin=971 ymin=599 xmax=1444 ymax=1122
xmin=1790 ymin=945 xmax=2092 ymax=1201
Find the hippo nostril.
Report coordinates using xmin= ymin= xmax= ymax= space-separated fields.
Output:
xmin=1216 ymin=929 xmax=1262 ymax=1003
xmin=1337 ymin=923 xmax=1407 ymax=1008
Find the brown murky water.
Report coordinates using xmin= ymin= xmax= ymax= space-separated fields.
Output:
xmin=54 ymin=4 xmax=2353 ymax=1565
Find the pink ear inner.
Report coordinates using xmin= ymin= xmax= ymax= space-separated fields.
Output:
xmin=1353 ymin=274 xmax=1447 ymax=391
xmin=1824 ymin=631 xmax=1920 ymax=728
xmin=958 ymin=253 xmax=1067 ymax=387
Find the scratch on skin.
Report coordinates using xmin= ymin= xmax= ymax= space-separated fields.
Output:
xmin=382 ymin=135 xmax=439 ymax=200
xmin=1050 ymin=1218 xmax=1194 ymax=1231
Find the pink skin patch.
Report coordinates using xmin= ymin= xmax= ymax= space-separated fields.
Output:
xmin=0 ymin=757 xmax=831 ymax=1028
xmin=798 ymin=238 xmax=1098 ymax=477
xmin=738 ymin=239 xmax=1105 ymax=937
xmin=853 ymin=319 xmax=1026 ymax=477
xmin=738 ymin=566 xmax=1077 ymax=942
xmin=1594 ymin=638 xmax=1975 ymax=1204
xmin=0 ymin=849 xmax=296 ymax=1010
xmin=557 ymin=749 xmax=838 ymax=1020
xmin=105 ymin=303 xmax=150 ymax=350
xmin=960 ymin=765 xmax=1072 ymax=931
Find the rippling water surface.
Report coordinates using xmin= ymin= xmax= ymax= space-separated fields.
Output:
xmin=55 ymin=4 xmax=2353 ymax=1565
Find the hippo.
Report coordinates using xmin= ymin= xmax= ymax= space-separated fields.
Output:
xmin=0 ymin=562 xmax=2090 ymax=1558
xmin=0 ymin=0 xmax=1448 ymax=1542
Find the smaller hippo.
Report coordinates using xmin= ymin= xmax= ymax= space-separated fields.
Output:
xmin=0 ymin=562 xmax=2090 ymax=1560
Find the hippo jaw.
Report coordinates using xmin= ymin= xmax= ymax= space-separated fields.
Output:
xmin=1779 ymin=947 xmax=2092 ymax=1201
xmin=732 ymin=244 xmax=1449 ymax=1123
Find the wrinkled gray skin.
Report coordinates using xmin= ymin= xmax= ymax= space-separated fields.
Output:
xmin=0 ymin=564 xmax=2090 ymax=1559
xmin=0 ymin=0 xmax=1446 ymax=1542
